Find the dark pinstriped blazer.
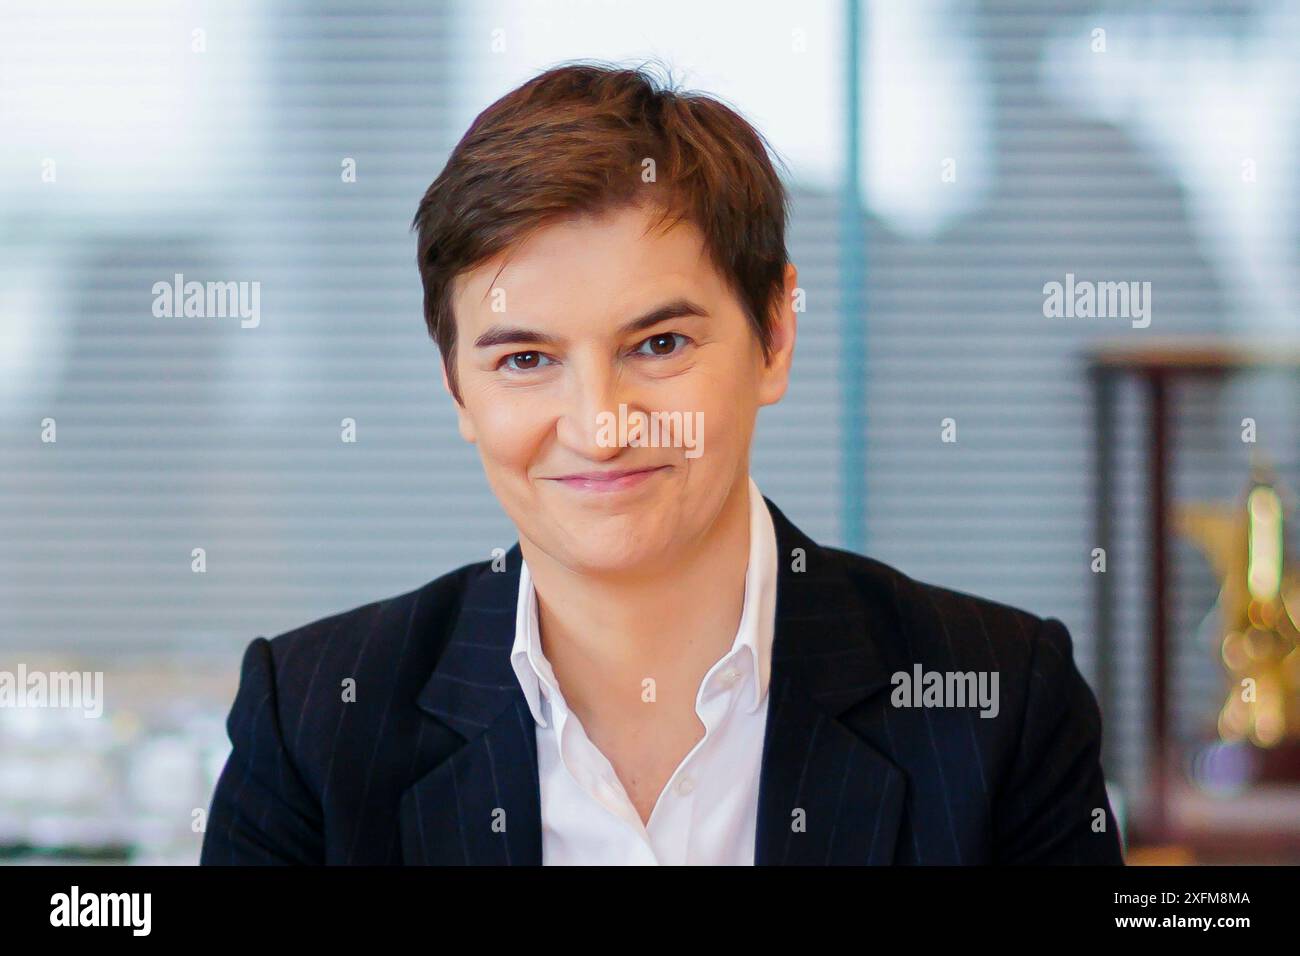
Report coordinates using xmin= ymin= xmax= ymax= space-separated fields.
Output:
xmin=199 ymin=498 xmax=1124 ymax=865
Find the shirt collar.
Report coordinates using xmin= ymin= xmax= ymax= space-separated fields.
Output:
xmin=510 ymin=475 xmax=778 ymax=727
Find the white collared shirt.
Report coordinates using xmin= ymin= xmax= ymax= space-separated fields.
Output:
xmin=509 ymin=476 xmax=778 ymax=865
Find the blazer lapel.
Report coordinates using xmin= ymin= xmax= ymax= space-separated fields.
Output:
xmin=400 ymin=544 xmax=543 ymax=865
xmin=755 ymin=499 xmax=908 ymax=865
xmin=400 ymin=498 xmax=906 ymax=866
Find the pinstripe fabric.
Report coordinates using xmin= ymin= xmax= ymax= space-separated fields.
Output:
xmin=200 ymin=498 xmax=1123 ymax=865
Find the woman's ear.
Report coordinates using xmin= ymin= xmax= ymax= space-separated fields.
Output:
xmin=758 ymin=262 xmax=799 ymax=407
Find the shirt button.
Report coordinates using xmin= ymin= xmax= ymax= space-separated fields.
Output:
xmin=675 ymin=776 xmax=695 ymax=796
xmin=719 ymin=668 xmax=741 ymax=686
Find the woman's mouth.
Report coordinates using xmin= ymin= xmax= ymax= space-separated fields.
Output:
xmin=546 ymin=465 xmax=671 ymax=494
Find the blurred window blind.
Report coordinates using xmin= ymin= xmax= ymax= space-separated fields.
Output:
xmin=856 ymin=0 xmax=1300 ymax=794
xmin=0 ymin=1 xmax=848 ymax=656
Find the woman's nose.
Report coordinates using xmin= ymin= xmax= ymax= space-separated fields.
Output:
xmin=554 ymin=365 xmax=645 ymax=457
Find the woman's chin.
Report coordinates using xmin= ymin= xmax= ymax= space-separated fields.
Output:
xmin=558 ymin=532 xmax=673 ymax=578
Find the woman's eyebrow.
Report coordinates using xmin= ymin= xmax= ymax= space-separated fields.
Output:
xmin=473 ymin=297 xmax=708 ymax=350
xmin=614 ymin=297 xmax=709 ymax=336
xmin=472 ymin=326 xmax=562 ymax=350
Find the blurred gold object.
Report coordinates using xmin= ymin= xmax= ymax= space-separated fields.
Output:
xmin=1176 ymin=454 xmax=1300 ymax=749
xmin=1124 ymin=844 xmax=1197 ymax=866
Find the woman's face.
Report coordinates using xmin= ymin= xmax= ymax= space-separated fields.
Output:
xmin=446 ymin=202 xmax=796 ymax=577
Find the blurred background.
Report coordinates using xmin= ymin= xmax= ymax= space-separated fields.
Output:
xmin=2 ymin=0 xmax=1298 ymax=864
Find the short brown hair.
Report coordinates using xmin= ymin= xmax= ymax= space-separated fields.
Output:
xmin=411 ymin=60 xmax=791 ymax=403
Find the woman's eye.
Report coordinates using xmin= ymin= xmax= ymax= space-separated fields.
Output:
xmin=635 ymin=332 xmax=688 ymax=357
xmin=501 ymin=351 xmax=552 ymax=372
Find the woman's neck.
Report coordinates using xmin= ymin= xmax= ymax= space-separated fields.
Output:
xmin=519 ymin=476 xmax=753 ymax=719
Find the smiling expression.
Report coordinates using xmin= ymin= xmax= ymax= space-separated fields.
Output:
xmin=445 ymin=201 xmax=796 ymax=577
